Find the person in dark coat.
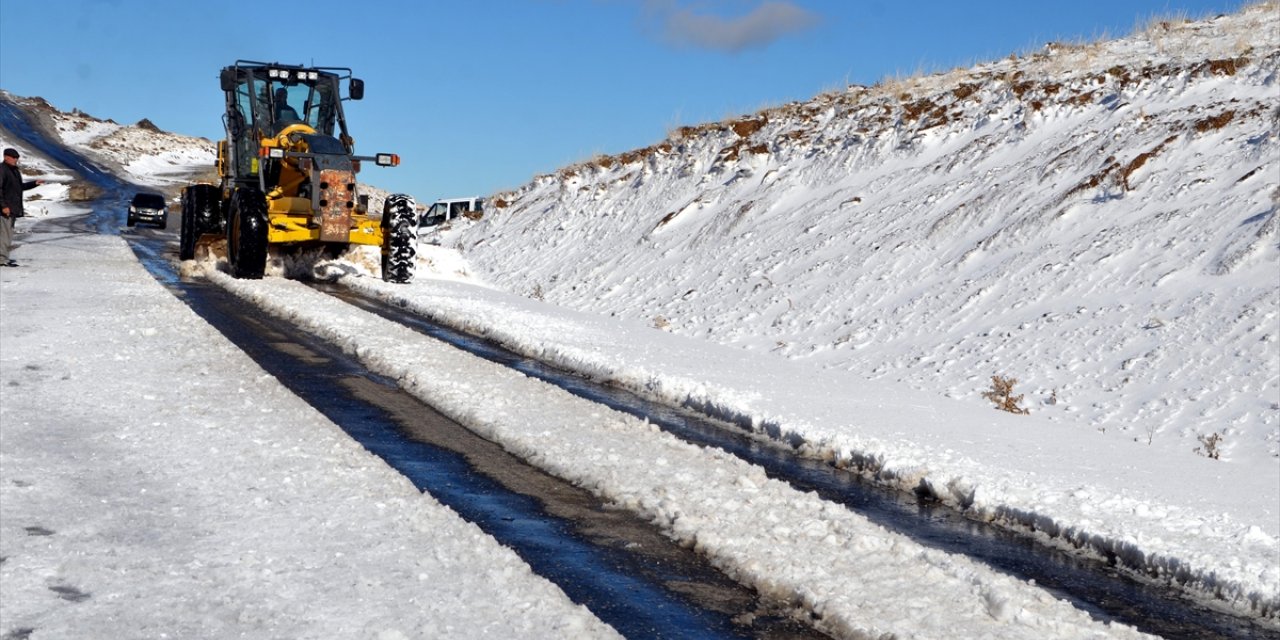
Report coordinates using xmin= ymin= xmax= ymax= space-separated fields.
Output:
xmin=1 ymin=147 xmax=43 ymax=267
xmin=274 ymin=87 xmax=300 ymax=123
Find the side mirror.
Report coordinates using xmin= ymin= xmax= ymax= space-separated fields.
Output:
xmin=220 ymin=68 xmax=237 ymax=93
xmin=349 ymin=78 xmax=365 ymax=101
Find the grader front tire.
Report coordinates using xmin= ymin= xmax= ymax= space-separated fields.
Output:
xmin=381 ymin=194 xmax=418 ymax=284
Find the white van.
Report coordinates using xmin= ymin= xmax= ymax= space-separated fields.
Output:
xmin=419 ymin=197 xmax=483 ymax=228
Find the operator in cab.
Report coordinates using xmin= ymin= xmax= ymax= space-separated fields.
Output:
xmin=274 ymin=87 xmax=301 ymax=123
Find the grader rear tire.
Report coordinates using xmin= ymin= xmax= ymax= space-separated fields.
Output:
xmin=179 ymin=198 xmax=198 ymax=260
xmin=180 ymin=184 xmax=223 ymax=260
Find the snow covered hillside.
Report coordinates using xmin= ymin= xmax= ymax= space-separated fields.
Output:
xmin=2 ymin=3 xmax=1278 ymax=635
xmin=0 ymin=92 xmax=401 ymax=210
xmin=452 ymin=4 xmax=1279 ymax=467
xmin=0 ymin=93 xmax=218 ymax=188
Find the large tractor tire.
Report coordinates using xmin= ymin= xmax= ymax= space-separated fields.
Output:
xmin=381 ymin=194 xmax=418 ymax=284
xmin=179 ymin=199 xmax=197 ymax=260
xmin=180 ymin=184 xmax=222 ymax=260
xmin=227 ymin=187 xmax=268 ymax=279
xmin=194 ymin=184 xmax=225 ymax=235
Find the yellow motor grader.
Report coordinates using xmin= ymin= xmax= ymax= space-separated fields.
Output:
xmin=180 ymin=60 xmax=417 ymax=282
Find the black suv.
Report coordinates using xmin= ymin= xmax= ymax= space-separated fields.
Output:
xmin=127 ymin=192 xmax=168 ymax=229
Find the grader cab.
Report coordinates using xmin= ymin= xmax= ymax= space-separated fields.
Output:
xmin=180 ymin=60 xmax=417 ymax=282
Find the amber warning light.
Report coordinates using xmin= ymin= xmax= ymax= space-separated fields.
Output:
xmin=375 ymin=153 xmax=400 ymax=167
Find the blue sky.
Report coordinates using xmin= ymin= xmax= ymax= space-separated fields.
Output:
xmin=0 ymin=0 xmax=1250 ymax=202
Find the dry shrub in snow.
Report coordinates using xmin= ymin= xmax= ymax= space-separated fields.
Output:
xmin=1195 ymin=432 xmax=1224 ymax=460
xmin=983 ymin=375 xmax=1030 ymax=415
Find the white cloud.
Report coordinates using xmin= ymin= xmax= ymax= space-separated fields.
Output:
xmin=644 ymin=1 xmax=821 ymax=53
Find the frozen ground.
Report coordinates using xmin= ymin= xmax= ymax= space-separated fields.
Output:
xmin=1 ymin=197 xmax=1162 ymax=640
xmin=0 ymin=201 xmax=618 ymax=639
xmin=437 ymin=3 xmax=1280 ymax=620
xmin=1 ymin=3 xmax=1278 ymax=638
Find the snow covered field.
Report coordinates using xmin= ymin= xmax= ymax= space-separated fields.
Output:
xmin=0 ymin=204 xmax=619 ymax=638
xmin=1 ymin=3 xmax=1277 ymax=638
xmin=0 ymin=199 xmax=1163 ymax=640
xmin=437 ymin=2 xmax=1280 ymax=619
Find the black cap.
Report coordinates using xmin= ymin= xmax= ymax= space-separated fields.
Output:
xmin=2 ymin=148 xmax=18 ymax=159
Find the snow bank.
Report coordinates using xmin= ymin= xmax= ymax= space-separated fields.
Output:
xmin=210 ymin=269 xmax=1156 ymax=639
xmin=0 ymin=204 xmax=619 ymax=640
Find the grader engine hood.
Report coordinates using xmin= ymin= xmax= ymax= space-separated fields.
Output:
xmin=265 ymin=129 xmax=365 ymax=243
